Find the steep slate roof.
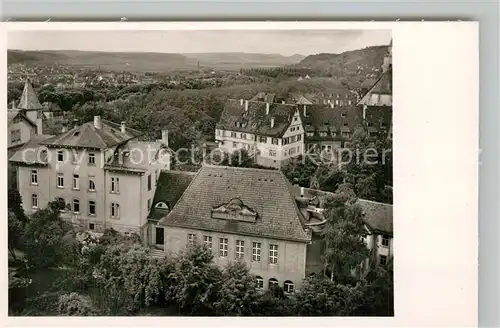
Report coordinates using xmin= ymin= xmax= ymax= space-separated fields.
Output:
xmin=301 ymin=104 xmax=364 ymax=141
xmin=7 ymin=110 xmax=37 ymax=127
xmin=159 ymin=165 xmax=311 ymax=243
xmin=288 ymin=186 xmax=393 ymax=235
xmin=18 ymin=79 xmax=44 ymax=111
xmin=41 ymin=119 xmax=142 ymax=149
xmin=148 ymin=170 xmax=197 ymax=221
xmin=9 ymin=134 xmax=55 ymax=165
xmin=216 ymin=99 xmax=298 ymax=138
xmin=358 ymin=68 xmax=393 ymax=106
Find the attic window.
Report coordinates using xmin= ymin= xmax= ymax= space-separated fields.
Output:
xmin=73 ymin=131 xmax=80 ymax=137
xmin=341 ymin=113 xmax=346 ymax=118
xmin=343 ymin=122 xmax=348 ymax=127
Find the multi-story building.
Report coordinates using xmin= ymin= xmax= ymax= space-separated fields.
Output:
xmin=157 ymin=165 xmax=313 ymax=292
xmin=215 ymin=99 xmax=305 ymax=169
xmin=9 ymin=115 xmax=171 ymax=240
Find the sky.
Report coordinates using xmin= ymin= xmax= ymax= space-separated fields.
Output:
xmin=8 ymin=29 xmax=391 ymax=56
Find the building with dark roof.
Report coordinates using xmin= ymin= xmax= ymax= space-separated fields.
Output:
xmin=215 ymin=98 xmax=305 ymax=169
xmin=157 ymin=165 xmax=312 ymax=291
xmin=9 ymin=115 xmax=171 ymax=239
xmin=16 ymin=79 xmax=44 ymax=135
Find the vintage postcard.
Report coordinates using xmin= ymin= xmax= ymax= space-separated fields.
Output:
xmin=1 ymin=22 xmax=478 ymax=327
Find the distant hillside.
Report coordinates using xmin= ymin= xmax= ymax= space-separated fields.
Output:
xmin=8 ymin=50 xmax=198 ymax=72
xmin=183 ymin=52 xmax=305 ymax=69
xmin=296 ymin=45 xmax=389 ymax=76
xmin=8 ymin=50 xmax=306 ymax=72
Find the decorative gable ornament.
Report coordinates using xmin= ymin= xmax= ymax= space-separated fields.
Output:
xmin=211 ymin=198 xmax=258 ymax=223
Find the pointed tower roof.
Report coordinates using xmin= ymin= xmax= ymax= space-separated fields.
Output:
xmin=18 ymin=79 xmax=43 ymax=111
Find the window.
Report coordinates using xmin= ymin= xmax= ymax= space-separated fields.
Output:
xmin=342 ymin=132 xmax=350 ymax=138
xmin=379 ymin=255 xmax=387 ymax=265
xmin=88 ymin=152 xmax=95 ymax=165
xmin=217 ymin=130 xmax=222 ymax=136
xmin=111 ymin=177 xmax=120 ymax=193
xmin=187 ymin=233 xmax=196 ymax=247
xmin=56 ymin=197 xmax=65 ymax=210
xmin=147 ymin=199 xmax=152 ymax=210
xmin=111 ymin=202 xmax=120 ymax=218
xmin=232 ymin=142 xmax=237 ymax=148
xmin=31 ymin=194 xmax=38 ymax=208
xmin=89 ymin=223 xmax=95 ymax=230
xmin=57 ymin=173 xmax=64 ymax=188
xmin=269 ymin=244 xmax=278 ymax=264
xmin=147 ymin=174 xmax=152 ymax=191
xmin=57 ymin=150 xmax=64 ymax=162
xmin=381 ymin=235 xmax=389 ymax=247
xmin=297 ymin=134 xmax=302 ymax=141
xmin=306 ymin=132 xmax=314 ymax=137
xmin=284 ymin=281 xmax=294 ymax=293
xmin=219 ymin=238 xmax=228 ymax=257
xmin=73 ymin=199 xmax=80 ymax=213
xmin=381 ymin=122 xmax=387 ymax=128
xmin=289 ymin=148 xmax=296 ymax=156
xmin=252 ymin=242 xmax=261 ymax=262
xmin=204 ymin=236 xmax=213 ymax=250
xmin=272 ymin=138 xmax=278 ymax=145
xmin=319 ymin=132 xmax=327 ymax=137
xmin=11 ymin=129 xmax=21 ymax=143
xmin=88 ymin=200 xmax=96 ymax=215
xmin=283 ymin=137 xmax=289 ymax=145
xmin=256 ymin=276 xmax=264 ymax=289
xmin=269 ymin=278 xmax=279 ymax=288
xmin=155 ymin=227 xmax=164 ymax=245
xmin=231 ymin=132 xmax=237 ymax=138
xmin=31 ymin=170 xmax=38 ymax=185
xmin=291 ymin=136 xmax=296 ymax=143
xmin=73 ymin=174 xmax=80 ymax=190
xmin=293 ymin=117 xmax=298 ymax=121
xmin=268 ymin=149 xmax=276 ymax=157
xmin=88 ymin=176 xmax=96 ymax=191
xmin=236 ymin=240 xmax=245 ymax=259
xmin=259 ymin=136 xmax=267 ymax=143
xmin=241 ymin=133 xmax=246 ymax=139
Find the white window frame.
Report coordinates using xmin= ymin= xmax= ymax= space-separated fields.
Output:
xmin=88 ymin=200 xmax=96 ymax=216
xmin=381 ymin=235 xmax=390 ymax=247
xmin=219 ymin=238 xmax=228 ymax=257
xmin=203 ymin=236 xmax=212 ymax=250
xmin=57 ymin=150 xmax=64 ymax=163
xmin=11 ymin=129 xmax=21 ymax=143
xmin=235 ymin=240 xmax=245 ymax=259
xmin=57 ymin=173 xmax=64 ymax=188
xmin=72 ymin=174 xmax=80 ymax=190
xmin=88 ymin=152 xmax=96 ymax=165
xmin=269 ymin=244 xmax=278 ymax=264
xmin=30 ymin=169 xmax=38 ymax=185
xmin=284 ymin=281 xmax=294 ymax=293
xmin=111 ymin=177 xmax=120 ymax=193
xmin=31 ymin=193 xmax=38 ymax=208
xmin=111 ymin=202 xmax=120 ymax=218
xmin=88 ymin=176 xmax=96 ymax=191
xmin=268 ymin=278 xmax=279 ymax=288
xmin=256 ymin=276 xmax=264 ymax=289
xmin=379 ymin=255 xmax=387 ymax=265
xmin=252 ymin=242 xmax=261 ymax=262
xmin=73 ymin=199 xmax=80 ymax=214
xmin=187 ymin=233 xmax=196 ymax=246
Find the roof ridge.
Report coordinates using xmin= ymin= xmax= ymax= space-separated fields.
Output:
xmin=281 ymin=172 xmax=314 ymax=240
xmin=162 ymin=167 xmax=204 ymax=221
xmin=202 ymin=164 xmax=281 ymax=174
xmin=87 ymin=122 xmax=107 ymax=148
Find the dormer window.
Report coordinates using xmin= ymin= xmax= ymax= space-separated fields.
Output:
xmin=341 ymin=113 xmax=346 ymax=118
xmin=343 ymin=122 xmax=348 ymax=127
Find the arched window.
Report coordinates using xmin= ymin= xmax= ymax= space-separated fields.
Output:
xmin=255 ymin=276 xmax=264 ymax=289
xmin=268 ymin=278 xmax=278 ymax=289
xmin=284 ymin=280 xmax=294 ymax=293
xmin=73 ymin=199 xmax=80 ymax=213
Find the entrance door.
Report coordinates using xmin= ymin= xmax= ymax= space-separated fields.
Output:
xmin=155 ymin=227 xmax=164 ymax=245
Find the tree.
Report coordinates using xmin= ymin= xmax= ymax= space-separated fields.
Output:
xmin=214 ymin=261 xmax=259 ymax=316
xmin=282 ymin=155 xmax=318 ymax=187
xmin=57 ymin=293 xmax=98 ymax=316
xmin=167 ymin=243 xmax=222 ymax=315
xmin=320 ymin=191 xmax=370 ymax=283
xmin=22 ymin=200 xmax=73 ymax=269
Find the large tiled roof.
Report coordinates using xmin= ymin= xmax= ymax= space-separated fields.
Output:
xmin=358 ymin=68 xmax=393 ymax=106
xmin=17 ymin=79 xmax=44 ymax=111
xmin=216 ymin=99 xmax=298 ymax=138
xmin=159 ymin=165 xmax=311 ymax=242
xmin=104 ymin=140 xmax=168 ymax=173
xmin=40 ymin=119 xmax=142 ymax=149
xmin=289 ymin=186 xmax=393 ymax=235
xmin=301 ymin=104 xmax=364 ymax=141
xmin=148 ymin=170 xmax=197 ymax=221
xmin=9 ymin=134 xmax=55 ymax=165
xmin=251 ymin=92 xmax=275 ymax=103
xmin=7 ymin=110 xmax=37 ymax=127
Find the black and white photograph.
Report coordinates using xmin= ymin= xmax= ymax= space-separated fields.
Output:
xmin=6 ymin=26 xmax=394 ymax=317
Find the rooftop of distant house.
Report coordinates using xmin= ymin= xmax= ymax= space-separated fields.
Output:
xmin=159 ymin=165 xmax=311 ymax=243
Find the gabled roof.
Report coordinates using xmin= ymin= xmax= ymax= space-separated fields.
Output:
xmin=159 ymin=165 xmax=311 ymax=243
xmin=288 ymin=186 xmax=393 ymax=235
xmin=149 ymin=170 xmax=197 ymax=221
xmin=216 ymin=99 xmax=298 ymax=138
xmin=18 ymin=79 xmax=44 ymax=111
xmin=41 ymin=119 xmax=142 ymax=149
xmin=358 ymin=68 xmax=393 ymax=106
xmin=7 ymin=109 xmax=37 ymax=127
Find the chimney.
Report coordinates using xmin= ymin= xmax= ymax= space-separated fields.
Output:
xmin=61 ymin=126 xmax=67 ymax=133
xmin=94 ymin=116 xmax=102 ymax=129
xmin=265 ymin=103 xmax=270 ymax=115
xmin=11 ymin=100 xmax=15 ymax=109
xmin=282 ymin=100 xmax=285 ymax=104
xmin=121 ymin=121 xmax=126 ymax=133
xmin=245 ymin=100 xmax=249 ymax=112
xmin=330 ymin=103 xmax=334 ymax=109
xmin=300 ymin=187 xmax=304 ymax=197
xmin=161 ymin=129 xmax=169 ymax=147
xmin=240 ymin=99 xmax=244 ymax=106
xmin=270 ymin=117 xmax=275 ymax=128
xmin=303 ymin=105 xmax=307 ymax=117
